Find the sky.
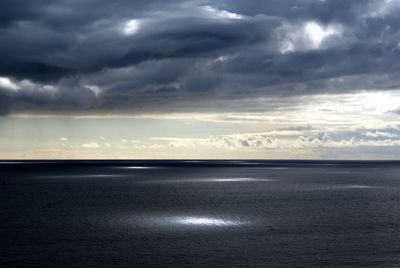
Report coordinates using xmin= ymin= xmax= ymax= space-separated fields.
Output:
xmin=1 ymin=0 xmax=400 ymax=159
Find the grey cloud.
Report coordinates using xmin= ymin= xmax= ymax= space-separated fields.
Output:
xmin=1 ymin=0 xmax=400 ymax=114
xmin=215 ymin=0 xmax=398 ymax=25
xmin=0 ymin=1 xmax=268 ymax=82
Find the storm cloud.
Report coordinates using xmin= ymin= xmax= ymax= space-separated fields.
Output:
xmin=1 ymin=0 xmax=400 ymax=115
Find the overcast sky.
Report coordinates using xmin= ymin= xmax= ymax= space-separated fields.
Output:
xmin=1 ymin=0 xmax=400 ymax=159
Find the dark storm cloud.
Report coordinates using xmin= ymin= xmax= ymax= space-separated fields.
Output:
xmin=214 ymin=0 xmax=369 ymax=23
xmin=0 ymin=0 xmax=400 ymax=114
xmin=0 ymin=0 xmax=267 ymax=82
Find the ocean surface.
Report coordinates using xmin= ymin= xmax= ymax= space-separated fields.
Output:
xmin=2 ymin=160 xmax=400 ymax=267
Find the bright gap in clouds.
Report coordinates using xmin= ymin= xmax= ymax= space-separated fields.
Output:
xmin=279 ymin=21 xmax=343 ymax=53
xmin=122 ymin=19 xmax=140 ymax=35
xmin=304 ymin=21 xmax=342 ymax=49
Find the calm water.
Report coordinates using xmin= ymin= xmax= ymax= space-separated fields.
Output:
xmin=1 ymin=160 xmax=400 ymax=267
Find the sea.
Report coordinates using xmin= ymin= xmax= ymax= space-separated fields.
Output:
xmin=1 ymin=160 xmax=400 ymax=267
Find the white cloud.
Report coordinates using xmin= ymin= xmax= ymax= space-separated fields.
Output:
xmin=202 ymin=5 xmax=243 ymax=20
xmin=304 ymin=21 xmax=342 ymax=49
xmin=82 ymin=142 xmax=100 ymax=148
xmin=278 ymin=21 xmax=343 ymax=53
xmin=0 ymin=76 xmax=19 ymax=90
xmin=363 ymin=131 xmax=398 ymax=138
xmin=154 ymin=129 xmax=400 ymax=152
xmin=121 ymin=19 xmax=141 ymax=35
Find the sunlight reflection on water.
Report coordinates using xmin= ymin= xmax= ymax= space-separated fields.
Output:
xmin=143 ymin=177 xmax=274 ymax=184
xmin=163 ymin=216 xmax=245 ymax=227
xmin=109 ymin=214 xmax=250 ymax=229
xmin=317 ymin=184 xmax=380 ymax=191
xmin=346 ymin=185 xmax=377 ymax=189
xmin=34 ymin=174 xmax=125 ymax=179
xmin=204 ymin=177 xmax=271 ymax=182
xmin=119 ymin=166 xmax=159 ymax=169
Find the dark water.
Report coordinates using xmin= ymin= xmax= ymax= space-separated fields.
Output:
xmin=2 ymin=160 xmax=400 ymax=267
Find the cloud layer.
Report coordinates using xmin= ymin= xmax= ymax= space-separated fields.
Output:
xmin=1 ymin=0 xmax=400 ymax=115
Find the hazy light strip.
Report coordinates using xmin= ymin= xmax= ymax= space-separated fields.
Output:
xmin=34 ymin=174 xmax=125 ymax=179
xmin=117 ymin=166 xmax=159 ymax=169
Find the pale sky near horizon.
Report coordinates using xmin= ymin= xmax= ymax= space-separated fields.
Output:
xmin=1 ymin=0 xmax=400 ymax=159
